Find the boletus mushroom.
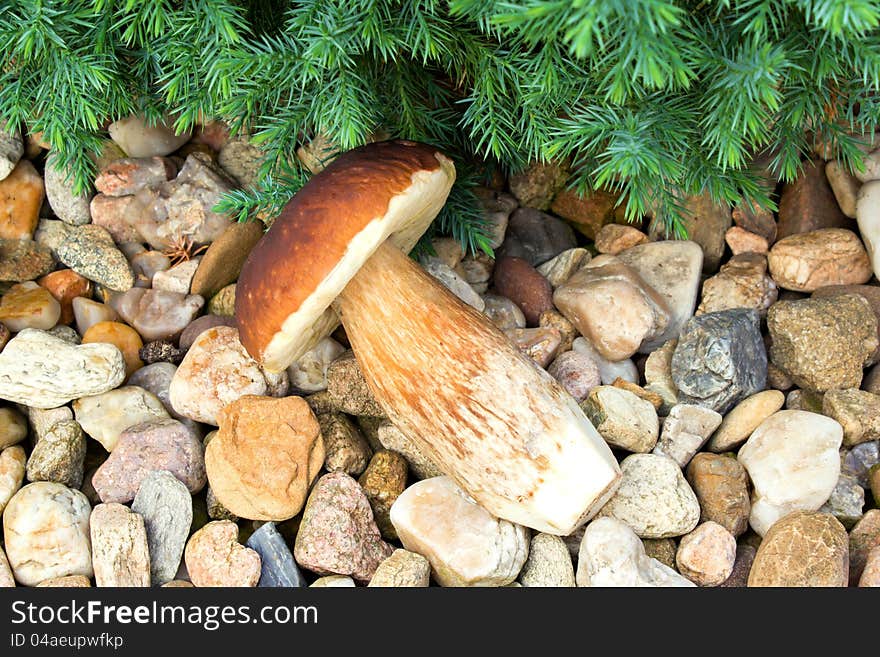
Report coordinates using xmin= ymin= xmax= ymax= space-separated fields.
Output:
xmin=236 ymin=140 xmax=620 ymax=534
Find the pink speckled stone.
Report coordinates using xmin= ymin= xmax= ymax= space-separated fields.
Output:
xmin=185 ymin=520 xmax=260 ymax=587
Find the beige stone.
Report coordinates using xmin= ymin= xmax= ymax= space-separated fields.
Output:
xmin=90 ymin=503 xmax=150 ymax=587
xmin=0 ymin=282 xmax=61 ymax=332
xmin=675 ymin=521 xmax=737 ymax=586
xmin=707 ymin=390 xmax=785 ymax=452
xmin=768 ymin=228 xmax=872 ymax=292
xmin=184 ymin=520 xmax=261 ymax=587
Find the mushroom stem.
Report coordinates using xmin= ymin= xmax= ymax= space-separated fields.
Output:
xmin=334 ymin=241 xmax=621 ymax=534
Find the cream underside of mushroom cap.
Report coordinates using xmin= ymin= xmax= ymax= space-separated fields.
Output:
xmin=261 ymin=155 xmax=456 ymax=373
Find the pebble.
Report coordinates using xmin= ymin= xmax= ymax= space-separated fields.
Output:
xmin=546 ymin=350 xmax=600 ymax=402
xmin=94 ymin=156 xmax=175 ymax=196
xmin=358 ymin=450 xmax=408 ymax=541
xmin=857 ymin=180 xmax=880 ymax=278
xmin=644 ymin=340 xmax=679 ymax=413
xmin=818 ymin=472 xmax=864 ymax=528
xmin=81 ymin=321 xmax=144 ymax=378
xmin=0 ymin=329 xmax=125 ymax=408
xmin=286 ymin=337 xmax=346 ymax=393
xmin=0 ymin=282 xmax=60 ymax=332
xmin=36 ymin=575 xmax=91 ymax=588
xmin=0 ymin=239 xmax=54 ymax=282
xmin=310 ymin=575 xmax=356 ymax=588
xmin=748 ymin=512 xmax=848 ymax=586
xmin=423 ymin=259 xmax=484 ymax=311
xmin=390 ymin=476 xmax=528 ymax=587
xmin=26 ymin=419 xmax=85 ymax=488
xmin=538 ymin=310 xmax=578 ymax=352
xmin=37 ymin=270 xmax=90 ymax=326
xmin=613 ymin=379 xmax=664 ymax=410
xmin=519 ymin=533 xmax=575 ymax=587
xmin=474 ymin=188 xmax=517 ymax=248
xmin=0 ymin=444 xmax=24 ymax=515
xmin=616 ymin=241 xmax=703 ymax=351
xmin=245 ymin=522 xmax=305 ymax=587
xmin=376 ymin=421 xmax=444 ymax=480
xmin=505 ymin=327 xmax=561 ymax=368
xmin=554 ymin=257 xmax=671 ymax=361
xmin=653 ymin=404 xmax=723 ymax=467
xmin=218 ymin=134 xmax=262 ymax=187
xmin=493 ymin=256 xmax=554 ymax=325
xmin=842 ymin=441 xmax=880 ymax=488
xmin=108 ymin=113 xmax=192 ymax=158
xmin=205 ymin=395 xmax=324 ymax=521
xmin=481 ymin=294 xmax=526 ymax=331
xmin=139 ymin=340 xmax=183 ymax=365
xmin=368 ymin=549 xmax=431 ymax=587
xmin=207 ymin=283 xmax=236 ymax=316
xmin=72 ymin=298 xmax=118 ymax=335
xmin=317 ymin=411 xmax=371 ymax=477
xmin=671 ymin=309 xmax=767 ymax=414
xmin=778 ymin=158 xmax=850 ymax=239
xmin=822 ymin=388 xmax=880 ymax=447
xmin=90 ymin=193 xmax=151 ymax=244
xmin=326 ymin=351 xmax=386 ymax=417
xmin=768 ymin=228 xmax=872 ymax=291
xmin=90 ymin=503 xmax=150 ymax=587
xmin=581 ymin=385 xmax=659 ymax=453
xmin=860 ymin=547 xmax=880 ymax=586
xmin=719 ymin=545 xmax=757 ymax=587
xmin=849 ymin=510 xmax=880 ymax=584
xmin=665 ymin=192 xmax=731 ymax=272
xmin=724 ymin=226 xmax=768 ymax=255
xmin=826 ymin=160 xmax=860 ymax=218
xmin=733 ymin=197 xmax=777 ymax=243
xmin=594 ymin=224 xmax=648 ymax=254
xmin=509 ymin=161 xmax=569 ymax=210
xmin=598 ymin=453 xmax=700 ymax=538
xmin=33 ymin=218 xmax=71 ymax=257
xmin=697 ymin=253 xmax=778 ymax=316
xmin=152 ymin=258 xmax=200 ymax=295
xmin=56 ymin=224 xmax=134 ymax=292
xmin=170 ymin=326 xmax=288 ymax=425
xmin=92 ymin=418 xmax=206 ymax=503
xmin=130 ymin=469 xmax=192 ymax=586
xmin=498 ymin=207 xmax=576 ymax=265
xmin=707 ymin=390 xmax=785 ymax=452
xmin=25 ymin=406 xmax=71 ymax=443
xmin=814 ymin=284 xmax=880 ymax=366
xmin=550 ymin=187 xmax=618 ymax=240
xmin=0 ymin=546 xmax=13 ymax=587
xmin=768 ymin=294 xmax=877 ymax=392
xmin=0 ymin=161 xmax=43 ymax=240
xmin=110 ymin=287 xmax=205 ymax=342
xmin=576 ymin=517 xmax=695 ymax=587
xmin=294 ymin=472 xmax=393 ymax=582
xmin=73 ymin=386 xmax=169 ymax=451
xmin=675 ymin=521 xmax=736 ymax=586
xmin=738 ymin=410 xmax=842 ymax=535
xmin=571 ymin=336 xmax=638 ymax=385
xmin=0 ymin=125 xmax=22 ymax=180
xmin=185 ymin=520 xmax=261 ymax=587
xmin=44 ymin=153 xmax=92 ymax=225
xmin=685 ymin=453 xmax=751 ymax=536
xmin=535 ymin=247 xmax=591 ymax=288
xmin=126 ymin=363 xmax=192 ymax=427
xmin=3 ymin=482 xmax=93 ymax=586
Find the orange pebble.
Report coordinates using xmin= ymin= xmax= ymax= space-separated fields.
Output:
xmin=37 ymin=269 xmax=92 ymax=325
xmin=82 ymin=320 xmax=144 ymax=378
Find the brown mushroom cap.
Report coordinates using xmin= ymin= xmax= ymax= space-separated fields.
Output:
xmin=235 ymin=140 xmax=456 ymax=372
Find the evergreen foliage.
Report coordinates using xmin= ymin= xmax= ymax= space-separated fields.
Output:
xmin=2 ymin=1 xmax=880 ymax=252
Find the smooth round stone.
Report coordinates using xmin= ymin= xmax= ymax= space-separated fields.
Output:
xmin=152 ymin=258 xmax=200 ymax=295
xmin=81 ymin=321 xmax=143 ymax=378
xmin=685 ymin=453 xmax=751 ymax=536
xmin=245 ymin=522 xmax=305 ymax=587
xmin=0 ymin=160 xmax=43 ymax=240
xmin=90 ymin=503 xmax=150 ymax=587
xmin=26 ymin=419 xmax=86 ymax=488
xmin=738 ymin=410 xmax=843 ymax=536
xmin=0 ymin=546 xmax=14 ymax=587
xmin=0 ymin=282 xmax=60 ymax=331
xmin=72 ymin=298 xmax=119 ymax=336
xmin=108 ymin=114 xmax=192 ymax=158
xmin=130 ymin=250 xmax=171 ymax=285
xmin=849 ymin=510 xmax=880 ymax=584
xmin=287 ymin=337 xmax=346 ymax=394
xmin=707 ymin=390 xmax=785 ymax=452
xmin=594 ymin=224 xmax=648 ymax=255
xmin=131 ymin=470 xmax=192 ymax=586
xmin=535 ymin=247 xmax=591 ymax=288
xmin=73 ymin=386 xmax=169 ymax=451
xmin=422 ymin=259 xmax=485 ymax=311
xmin=856 ymin=180 xmax=880 ymax=279
xmin=185 ymin=520 xmax=261 ymax=587
xmin=725 ymin=226 xmax=769 ymax=255
xmin=860 ymin=546 xmax=880 ymax=586
xmin=571 ymin=337 xmax=638 ymax=385
xmin=109 ymin=287 xmax=205 ymax=342
xmin=178 ymin=314 xmax=236 ymax=351
xmin=768 ymin=228 xmax=872 ymax=292
xmin=36 ymin=575 xmax=91 ymax=587
xmin=0 ymin=126 xmax=22 ymax=181
xmin=598 ymin=453 xmax=700 ymax=538
xmin=493 ymin=256 xmax=554 ymax=326
xmin=826 ymin=160 xmax=859 ymax=218
xmin=481 ymin=294 xmax=526 ymax=331
xmin=0 ymin=445 xmax=25 ymax=515
xmin=675 ymin=521 xmax=736 ymax=586
xmin=44 ymin=153 xmax=92 ymax=226
xmin=126 ymin=362 xmax=196 ymax=429
xmin=519 ymin=533 xmax=576 ymax=587
xmin=367 ymin=549 xmax=431 ymax=588
xmin=3 ymin=482 xmax=93 ymax=586
xmin=581 ymin=386 xmax=659 ymax=454
xmin=0 ymin=406 xmax=27 ymax=449
xmin=37 ymin=269 xmax=91 ymax=326
xmin=310 ymin=575 xmax=355 ymax=587
xmin=547 ymin=351 xmax=600 ymax=402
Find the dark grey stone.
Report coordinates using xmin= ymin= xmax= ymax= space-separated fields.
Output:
xmin=496 ymin=208 xmax=577 ymax=266
xmin=671 ymin=309 xmax=767 ymax=414
xmin=246 ymin=522 xmax=305 ymax=587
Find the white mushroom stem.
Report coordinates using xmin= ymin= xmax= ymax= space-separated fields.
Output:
xmin=334 ymin=241 xmax=621 ymax=535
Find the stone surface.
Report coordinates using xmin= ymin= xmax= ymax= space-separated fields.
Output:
xmin=109 ymin=113 xmax=192 ymax=158
xmin=738 ymin=410 xmax=843 ymax=536
xmin=581 ymin=385 xmax=659 ymax=453
xmin=139 ymin=340 xmax=183 ymax=365
xmin=390 ymin=476 xmax=529 ymax=587
xmin=368 ymin=549 xmax=431 ymax=588
xmin=318 ymin=411 xmax=370 ymax=477
xmin=857 ymin=179 xmax=880 ymax=278
xmin=768 ymin=294 xmax=878 ymax=392
xmin=748 ymin=512 xmax=849 ymax=587
xmin=686 ymin=453 xmax=751 ymax=536
xmin=72 ymin=298 xmax=118 ymax=336
xmin=554 ymin=257 xmax=671 ymax=360
xmin=598 ymin=453 xmax=700 ymax=538
xmin=658 ymin=192 xmax=731 ymax=272
xmin=245 ymin=522 xmax=305 ymax=587
xmin=498 ymin=205 xmax=577 ymax=266
xmin=571 ymin=336 xmax=638 ymax=386
xmin=26 ymin=420 xmax=85 ymax=488
xmin=294 ymin=472 xmax=393 ymax=582
xmin=376 ymin=421 xmax=444 ymax=480
xmin=535 ymin=247 xmax=590 ymax=288
xmin=547 ymin=350 xmax=601 ymax=402
xmin=131 ymin=469 xmax=192 ymax=586
xmin=90 ymin=503 xmax=150 ymax=587
xmin=768 ymin=228 xmax=872 ymax=292
xmin=3 ymin=482 xmax=93 ymax=586
xmin=310 ymin=575 xmax=355 ymax=588
xmin=822 ymin=388 xmax=880 ymax=447
xmin=644 ymin=339 xmax=680 ymax=414
xmin=110 ymin=287 xmax=205 ymax=342
xmin=733 ymin=197 xmax=777 ymax=243
xmin=576 ymin=517 xmax=695 ymax=587
xmin=814 ymin=284 xmax=880 ymax=366
xmin=178 ymin=314 xmax=236 ymax=351
xmin=92 ymin=418 xmax=206 ymax=503
xmin=505 ymin=327 xmax=562 ymax=368
xmin=493 ymin=256 xmax=553 ymax=326
xmin=671 ymin=309 xmax=767 ymax=414
xmin=842 ymin=441 xmax=880 ymax=488
xmin=286 ymin=337 xmax=346 ymax=394
xmin=170 ymin=326 xmax=288 ymax=425
xmin=594 ymin=224 xmax=648 ymax=255
xmin=56 ymin=224 xmax=134 ymax=292
xmin=616 ymin=240 xmax=704 ymax=352
xmin=725 ymin=226 xmax=768 ymax=255
xmin=707 ymin=390 xmax=785 ymax=453
xmin=508 ymin=160 xmax=569 ymax=210
xmin=0 ymin=282 xmax=60 ymax=332
xmin=0 ymin=161 xmax=43 ymax=240
xmin=37 ymin=270 xmax=91 ymax=326
xmin=422 ymin=259 xmax=484 ymax=311
xmin=0 ymin=125 xmax=22 ymax=181
xmin=81 ymin=321 xmax=144 ymax=378
xmin=718 ymin=544 xmax=756 ymax=588
xmin=675 ymin=521 xmax=736 ymax=586
xmin=218 ymin=134 xmax=262 ymax=187
xmin=205 ymin=395 xmax=324 ymax=521
xmin=818 ymin=472 xmax=864 ymax=528
xmin=848 ymin=510 xmax=880 ymax=584
xmin=860 ymin=547 xmax=880 ymax=586
xmin=778 ymin=158 xmax=852 ymax=239
xmin=94 ymin=156 xmax=175 ymax=196
xmin=207 ymin=283 xmax=236 ymax=316
xmin=0 ymin=329 xmax=125 ymax=408
xmin=185 ymin=520 xmax=261 ymax=587
xmin=152 ymin=258 xmax=200 ymax=295
xmin=44 ymin=156 xmax=92 ymax=227
xmin=519 ymin=533 xmax=575 ymax=587
xmin=326 ymin=351 xmax=385 ymax=418
xmin=550 ymin=187 xmax=620 ymax=240
xmin=73 ymin=386 xmax=169 ymax=452
xmin=538 ymin=310 xmax=578 ymax=352
xmin=697 ymin=253 xmax=778 ymax=316
xmin=826 ymin=160 xmax=860 ymax=218
xmin=0 ymin=445 xmax=25 ymax=515
xmin=0 ymin=239 xmax=55 ymax=283
xmin=653 ymin=404 xmax=723 ymax=467
xmin=481 ymin=294 xmax=526 ymax=331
